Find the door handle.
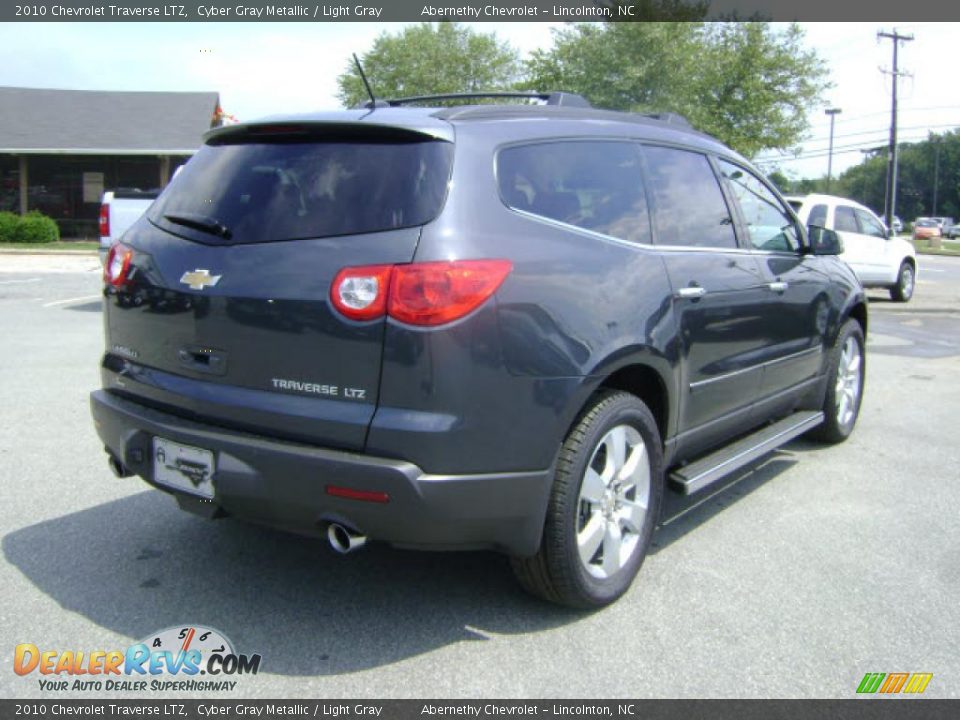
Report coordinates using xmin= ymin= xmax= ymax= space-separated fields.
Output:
xmin=768 ymin=281 xmax=789 ymax=293
xmin=678 ymin=286 xmax=707 ymax=299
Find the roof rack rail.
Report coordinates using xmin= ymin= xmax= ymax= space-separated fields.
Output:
xmin=369 ymin=91 xmax=592 ymax=109
xmin=643 ymin=112 xmax=692 ymax=128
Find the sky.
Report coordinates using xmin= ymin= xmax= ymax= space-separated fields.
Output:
xmin=0 ymin=21 xmax=956 ymax=181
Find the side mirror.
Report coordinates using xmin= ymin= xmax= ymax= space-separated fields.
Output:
xmin=808 ymin=225 xmax=843 ymax=255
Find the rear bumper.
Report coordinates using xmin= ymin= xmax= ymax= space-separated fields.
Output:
xmin=90 ymin=390 xmax=552 ymax=556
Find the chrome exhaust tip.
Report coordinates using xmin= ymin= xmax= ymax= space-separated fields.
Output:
xmin=108 ymin=455 xmax=133 ymax=478
xmin=327 ymin=523 xmax=367 ymax=554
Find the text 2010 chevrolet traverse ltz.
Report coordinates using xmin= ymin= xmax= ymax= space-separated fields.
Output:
xmin=91 ymin=93 xmax=866 ymax=608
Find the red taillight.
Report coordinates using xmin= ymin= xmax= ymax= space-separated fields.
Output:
xmin=98 ymin=204 xmax=110 ymax=238
xmin=104 ymin=243 xmax=133 ymax=287
xmin=330 ymin=259 xmax=512 ymax=326
xmin=389 ymin=259 xmax=513 ymax=326
xmin=325 ymin=485 xmax=390 ymax=504
xmin=329 ymin=264 xmax=393 ymax=321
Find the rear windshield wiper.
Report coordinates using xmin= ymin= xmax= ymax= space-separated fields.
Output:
xmin=163 ymin=212 xmax=232 ymax=239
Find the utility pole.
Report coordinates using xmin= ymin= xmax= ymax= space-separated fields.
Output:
xmin=878 ymin=29 xmax=914 ymax=234
xmin=932 ymin=137 xmax=941 ymax=216
xmin=825 ymin=107 xmax=842 ymax=192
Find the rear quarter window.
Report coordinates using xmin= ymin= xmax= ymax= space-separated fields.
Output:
xmin=497 ymin=141 xmax=652 ymax=245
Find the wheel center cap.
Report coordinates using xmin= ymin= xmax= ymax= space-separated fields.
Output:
xmin=602 ymin=491 xmax=616 ymax=516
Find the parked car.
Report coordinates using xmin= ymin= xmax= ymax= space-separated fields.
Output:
xmin=787 ymin=194 xmax=917 ymax=302
xmin=930 ymin=216 xmax=954 ymax=231
xmin=945 ymin=223 xmax=960 ymax=239
xmin=99 ymin=189 xmax=159 ymax=263
xmin=891 ymin=215 xmax=903 ymax=234
xmin=913 ymin=219 xmax=942 ymax=241
xmin=91 ymin=93 xmax=867 ymax=608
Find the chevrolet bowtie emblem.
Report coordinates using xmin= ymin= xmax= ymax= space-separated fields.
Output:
xmin=179 ymin=269 xmax=222 ymax=290
xmin=180 ymin=268 xmax=223 ymax=290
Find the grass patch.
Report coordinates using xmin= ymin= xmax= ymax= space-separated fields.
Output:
xmin=0 ymin=241 xmax=99 ymax=252
xmin=907 ymin=237 xmax=960 ymax=256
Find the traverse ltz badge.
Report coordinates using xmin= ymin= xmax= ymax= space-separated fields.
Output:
xmin=180 ymin=269 xmax=222 ymax=290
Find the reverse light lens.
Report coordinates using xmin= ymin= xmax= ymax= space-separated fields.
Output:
xmin=104 ymin=243 xmax=133 ymax=287
xmin=389 ymin=259 xmax=513 ymax=326
xmin=330 ymin=264 xmax=393 ymax=321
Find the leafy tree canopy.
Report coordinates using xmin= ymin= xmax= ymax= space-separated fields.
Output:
xmin=337 ymin=23 xmax=520 ymax=108
xmin=523 ymin=22 xmax=829 ymax=157
xmin=337 ymin=20 xmax=829 ymax=157
xmin=832 ymin=130 xmax=960 ymax=222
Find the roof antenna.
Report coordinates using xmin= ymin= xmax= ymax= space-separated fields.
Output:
xmin=353 ymin=53 xmax=384 ymax=110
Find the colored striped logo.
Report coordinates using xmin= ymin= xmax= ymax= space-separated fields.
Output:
xmin=857 ymin=672 xmax=933 ymax=694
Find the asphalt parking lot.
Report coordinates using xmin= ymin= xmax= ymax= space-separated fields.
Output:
xmin=0 ymin=252 xmax=957 ymax=699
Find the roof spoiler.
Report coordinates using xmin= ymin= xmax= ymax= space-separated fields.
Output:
xmin=361 ymin=91 xmax=592 ymax=109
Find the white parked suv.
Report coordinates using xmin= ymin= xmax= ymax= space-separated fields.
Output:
xmin=787 ymin=194 xmax=917 ymax=302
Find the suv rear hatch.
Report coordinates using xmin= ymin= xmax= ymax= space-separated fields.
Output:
xmin=102 ymin=119 xmax=453 ymax=450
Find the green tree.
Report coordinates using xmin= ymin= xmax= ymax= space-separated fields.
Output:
xmin=337 ymin=23 xmax=520 ymax=108
xmin=832 ymin=130 xmax=960 ymax=223
xmin=524 ymin=22 xmax=829 ymax=157
xmin=766 ymin=168 xmax=792 ymax=193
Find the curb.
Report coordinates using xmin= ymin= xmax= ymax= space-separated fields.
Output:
xmin=0 ymin=248 xmax=98 ymax=256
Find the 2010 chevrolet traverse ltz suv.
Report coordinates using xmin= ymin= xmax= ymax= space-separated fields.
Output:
xmin=91 ymin=92 xmax=867 ymax=608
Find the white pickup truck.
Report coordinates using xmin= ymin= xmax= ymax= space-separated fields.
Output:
xmin=98 ymin=189 xmax=159 ymax=262
xmin=787 ymin=193 xmax=918 ymax=302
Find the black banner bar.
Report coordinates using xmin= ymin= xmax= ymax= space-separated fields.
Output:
xmin=3 ymin=0 xmax=960 ymax=22
xmin=2 ymin=700 xmax=959 ymax=720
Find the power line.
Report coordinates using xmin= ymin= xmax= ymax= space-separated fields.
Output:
xmin=755 ymin=134 xmax=937 ymax=165
xmin=800 ymin=122 xmax=960 ymax=147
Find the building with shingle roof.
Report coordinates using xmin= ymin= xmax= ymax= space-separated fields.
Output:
xmin=0 ymin=86 xmax=220 ymax=237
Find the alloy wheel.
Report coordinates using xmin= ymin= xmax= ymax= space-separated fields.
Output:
xmin=835 ymin=337 xmax=863 ymax=427
xmin=576 ymin=424 xmax=651 ymax=579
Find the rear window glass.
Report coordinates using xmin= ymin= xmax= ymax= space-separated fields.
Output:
xmin=149 ymin=139 xmax=453 ymax=244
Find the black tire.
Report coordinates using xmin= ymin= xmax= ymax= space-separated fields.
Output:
xmin=511 ymin=390 xmax=663 ymax=609
xmin=808 ymin=319 xmax=866 ymax=444
xmin=889 ymin=261 xmax=915 ymax=302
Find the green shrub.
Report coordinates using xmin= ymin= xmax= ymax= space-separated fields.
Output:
xmin=12 ymin=212 xmax=59 ymax=244
xmin=0 ymin=211 xmax=18 ymax=242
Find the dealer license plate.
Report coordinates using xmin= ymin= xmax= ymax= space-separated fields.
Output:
xmin=152 ymin=437 xmax=215 ymax=499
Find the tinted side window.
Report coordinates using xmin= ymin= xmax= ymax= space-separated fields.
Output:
xmin=854 ymin=208 xmax=886 ymax=238
xmin=718 ymin=159 xmax=800 ymax=252
xmin=808 ymin=203 xmax=828 ymax=227
xmin=834 ymin=205 xmax=859 ymax=233
xmin=643 ymin=146 xmax=737 ymax=249
xmin=497 ymin=141 xmax=651 ymax=244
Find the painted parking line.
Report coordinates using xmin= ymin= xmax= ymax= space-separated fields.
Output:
xmin=0 ymin=277 xmax=41 ymax=285
xmin=42 ymin=294 xmax=101 ymax=308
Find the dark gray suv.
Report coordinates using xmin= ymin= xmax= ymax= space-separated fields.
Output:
xmin=91 ymin=93 xmax=867 ymax=608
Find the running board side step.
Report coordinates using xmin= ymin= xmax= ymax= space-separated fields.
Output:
xmin=669 ymin=411 xmax=824 ymax=495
